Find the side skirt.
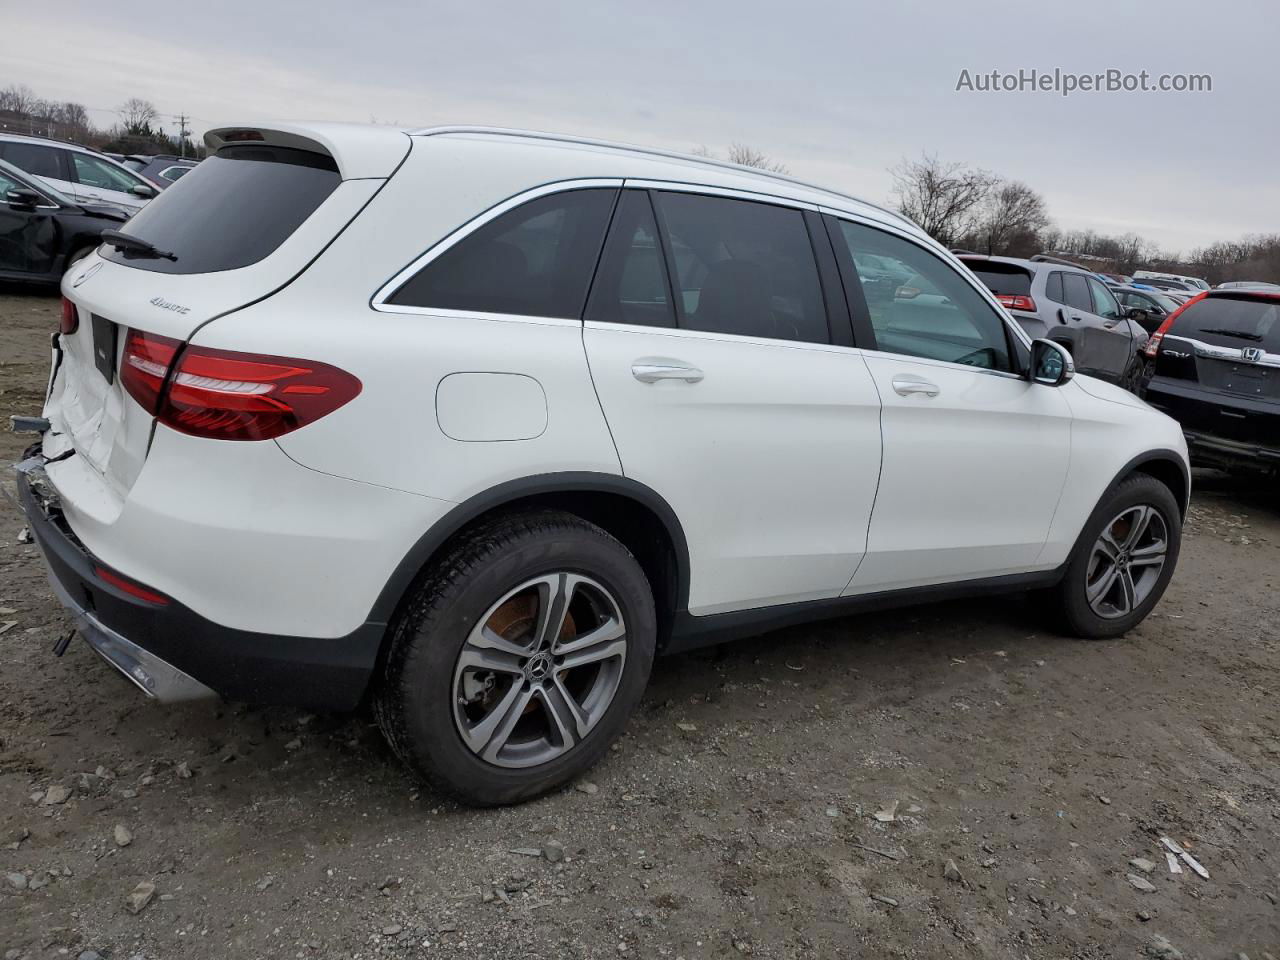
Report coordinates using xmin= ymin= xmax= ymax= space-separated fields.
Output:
xmin=663 ymin=567 xmax=1066 ymax=655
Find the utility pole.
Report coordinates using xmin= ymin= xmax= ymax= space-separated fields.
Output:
xmin=175 ymin=113 xmax=190 ymax=158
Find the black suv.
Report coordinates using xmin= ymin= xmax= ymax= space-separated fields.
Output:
xmin=1141 ymin=289 xmax=1280 ymax=473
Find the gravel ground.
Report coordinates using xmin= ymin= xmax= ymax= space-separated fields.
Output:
xmin=1 ymin=289 xmax=1278 ymax=960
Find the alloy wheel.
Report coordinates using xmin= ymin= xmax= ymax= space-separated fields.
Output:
xmin=452 ymin=573 xmax=627 ymax=768
xmin=1084 ymin=504 xmax=1169 ymax=619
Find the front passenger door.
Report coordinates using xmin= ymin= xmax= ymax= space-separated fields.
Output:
xmin=828 ymin=216 xmax=1072 ymax=592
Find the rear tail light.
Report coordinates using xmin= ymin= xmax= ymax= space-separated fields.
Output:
xmin=996 ymin=294 xmax=1037 ymax=312
xmin=1144 ymin=291 xmax=1207 ymax=358
xmin=60 ymin=296 xmax=78 ymax=335
xmin=94 ymin=564 xmax=170 ymax=605
xmin=120 ymin=329 xmax=362 ymax=441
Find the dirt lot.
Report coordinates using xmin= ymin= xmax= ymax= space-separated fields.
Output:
xmin=1 ymin=289 xmax=1277 ymax=960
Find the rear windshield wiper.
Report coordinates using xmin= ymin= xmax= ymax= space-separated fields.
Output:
xmin=101 ymin=229 xmax=177 ymax=261
xmin=1198 ymin=327 xmax=1263 ymax=341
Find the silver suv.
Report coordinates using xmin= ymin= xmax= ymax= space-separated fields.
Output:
xmin=0 ymin=133 xmax=158 ymax=213
xmin=959 ymin=254 xmax=1150 ymax=389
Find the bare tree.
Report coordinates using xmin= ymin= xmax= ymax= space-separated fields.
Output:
xmin=0 ymin=84 xmax=40 ymax=115
xmin=725 ymin=143 xmax=788 ymax=174
xmin=970 ymin=180 xmax=1050 ymax=256
xmin=891 ymin=153 xmax=995 ymax=246
xmin=118 ymin=98 xmax=159 ymax=135
xmin=691 ymin=143 xmax=789 ymax=174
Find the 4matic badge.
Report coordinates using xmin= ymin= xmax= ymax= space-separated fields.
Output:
xmin=150 ymin=297 xmax=191 ymax=315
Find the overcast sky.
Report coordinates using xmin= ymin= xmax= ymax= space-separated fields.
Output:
xmin=4 ymin=0 xmax=1276 ymax=253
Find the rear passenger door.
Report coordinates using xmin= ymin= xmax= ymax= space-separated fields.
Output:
xmin=582 ymin=187 xmax=883 ymax=616
xmin=827 ymin=215 xmax=1072 ymax=591
xmin=0 ymin=141 xmax=77 ymax=197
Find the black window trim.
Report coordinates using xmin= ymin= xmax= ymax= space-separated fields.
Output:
xmin=822 ymin=211 xmax=1030 ymax=377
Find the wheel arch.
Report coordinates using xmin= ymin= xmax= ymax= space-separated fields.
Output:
xmin=1110 ymin=449 xmax=1190 ymax=518
xmin=367 ymin=472 xmax=691 ymax=651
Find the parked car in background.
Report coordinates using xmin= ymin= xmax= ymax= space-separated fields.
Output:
xmin=958 ymin=253 xmax=1149 ymax=388
xmin=118 ymin=155 xmax=199 ymax=189
xmin=16 ymin=122 xmax=1190 ymax=805
xmin=0 ymin=134 xmax=158 ymax=213
xmin=1112 ymin=285 xmax=1183 ymax=334
xmin=1216 ymin=280 xmax=1280 ymax=291
xmin=0 ymin=158 xmax=131 ymax=284
xmin=1141 ymin=288 xmax=1280 ymax=474
xmin=1134 ymin=270 xmax=1210 ymax=291
xmin=1099 ymin=272 xmax=1132 ymax=286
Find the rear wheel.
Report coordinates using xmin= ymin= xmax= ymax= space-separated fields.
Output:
xmin=1047 ymin=474 xmax=1181 ymax=638
xmin=374 ymin=511 xmax=656 ymax=805
xmin=65 ymin=246 xmax=95 ymax=271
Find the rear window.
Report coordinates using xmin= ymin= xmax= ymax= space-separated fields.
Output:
xmin=1171 ymin=295 xmax=1280 ymax=351
xmin=962 ymin=261 xmax=1032 ymax=298
xmin=101 ymin=145 xmax=340 ymax=274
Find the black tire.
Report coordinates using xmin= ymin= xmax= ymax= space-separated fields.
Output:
xmin=1046 ymin=473 xmax=1181 ymax=638
xmin=374 ymin=510 xmax=656 ymax=806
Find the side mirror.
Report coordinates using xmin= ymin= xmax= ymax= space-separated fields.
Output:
xmin=5 ymin=187 xmax=41 ymax=208
xmin=1031 ymin=338 xmax=1075 ymax=386
xmin=129 ymin=184 xmax=156 ymax=199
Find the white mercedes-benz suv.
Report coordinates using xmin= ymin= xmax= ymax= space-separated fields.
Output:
xmin=14 ymin=123 xmax=1189 ymax=805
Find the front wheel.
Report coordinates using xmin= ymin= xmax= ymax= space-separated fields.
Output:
xmin=374 ymin=511 xmax=656 ymax=805
xmin=1047 ymin=474 xmax=1181 ymax=638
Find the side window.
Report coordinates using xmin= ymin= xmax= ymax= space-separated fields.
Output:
xmin=0 ymin=142 xmax=65 ymax=180
xmin=652 ymin=191 xmax=829 ymax=344
xmin=585 ymin=191 xmax=675 ymax=328
xmin=387 ymin=188 xmax=618 ymax=318
xmin=1062 ymin=273 xmax=1092 ymax=312
xmin=72 ymin=154 xmax=142 ymax=192
xmin=1045 ymin=271 xmax=1064 ymax=304
xmin=0 ymin=169 xmax=23 ymax=195
xmin=1087 ymin=277 xmax=1121 ymax=320
xmin=835 ymin=219 xmax=1012 ymax=371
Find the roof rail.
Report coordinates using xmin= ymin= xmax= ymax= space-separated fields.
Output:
xmin=409 ymin=125 xmax=914 ymax=228
xmin=1029 ymin=253 xmax=1089 ymax=270
xmin=950 ymin=248 xmax=982 ymax=256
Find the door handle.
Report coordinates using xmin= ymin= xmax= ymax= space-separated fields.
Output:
xmin=891 ymin=375 xmax=940 ymax=398
xmin=631 ymin=361 xmax=704 ymax=384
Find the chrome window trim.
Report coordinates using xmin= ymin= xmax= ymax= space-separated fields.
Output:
xmin=371 ymin=177 xmax=624 ymax=316
xmin=1165 ymin=334 xmax=1280 ymax=369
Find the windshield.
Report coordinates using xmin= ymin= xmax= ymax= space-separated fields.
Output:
xmin=101 ymin=144 xmax=340 ymax=275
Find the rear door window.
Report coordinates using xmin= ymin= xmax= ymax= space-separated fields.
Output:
xmin=1062 ymin=273 xmax=1092 ymax=312
xmin=0 ymin=141 xmax=66 ymax=180
xmin=652 ymin=191 xmax=829 ymax=344
xmin=585 ymin=191 xmax=675 ymax=328
xmin=101 ymin=145 xmax=342 ymax=275
xmin=1171 ymin=296 xmax=1280 ymax=351
xmin=389 ymin=188 xmax=618 ymax=319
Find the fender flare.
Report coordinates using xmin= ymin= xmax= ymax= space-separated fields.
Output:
xmin=1103 ymin=448 xmax=1191 ymax=517
xmin=364 ymin=471 xmax=692 ymax=627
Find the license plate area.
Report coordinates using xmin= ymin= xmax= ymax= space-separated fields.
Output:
xmin=90 ymin=314 xmax=118 ymax=384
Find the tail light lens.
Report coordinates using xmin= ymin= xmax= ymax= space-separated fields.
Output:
xmin=1144 ymin=291 xmax=1207 ymax=358
xmin=121 ymin=329 xmax=362 ymax=441
xmin=60 ymin=296 xmax=78 ymax=335
xmin=996 ymin=294 xmax=1037 ymax=312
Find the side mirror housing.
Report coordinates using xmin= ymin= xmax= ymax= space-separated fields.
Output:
xmin=6 ymin=187 xmax=42 ymax=208
xmin=1031 ymin=338 xmax=1075 ymax=386
xmin=129 ymin=184 xmax=156 ymax=199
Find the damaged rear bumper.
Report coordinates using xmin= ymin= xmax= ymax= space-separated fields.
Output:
xmin=12 ymin=451 xmax=385 ymax=710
